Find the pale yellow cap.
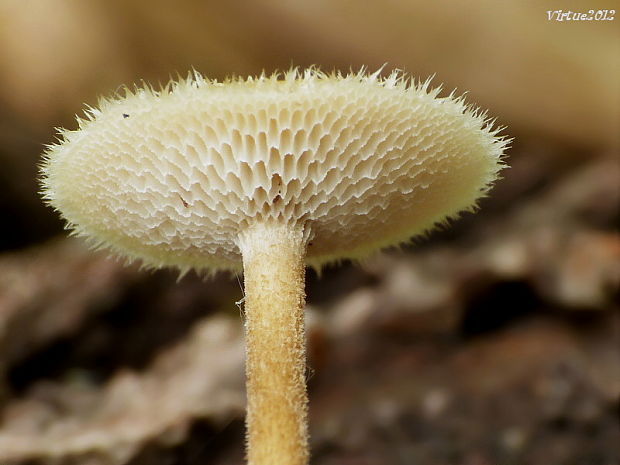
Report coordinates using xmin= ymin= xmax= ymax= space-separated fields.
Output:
xmin=41 ymin=69 xmax=508 ymax=273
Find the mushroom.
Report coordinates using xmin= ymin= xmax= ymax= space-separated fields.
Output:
xmin=40 ymin=68 xmax=508 ymax=464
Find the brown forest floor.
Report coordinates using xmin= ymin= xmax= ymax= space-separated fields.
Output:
xmin=0 ymin=145 xmax=617 ymax=465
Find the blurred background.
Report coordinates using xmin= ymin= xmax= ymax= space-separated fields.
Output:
xmin=0 ymin=0 xmax=618 ymax=464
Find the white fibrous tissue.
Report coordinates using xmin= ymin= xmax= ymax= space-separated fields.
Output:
xmin=41 ymin=68 xmax=508 ymax=273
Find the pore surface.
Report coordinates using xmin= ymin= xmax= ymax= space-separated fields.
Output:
xmin=42 ymin=70 xmax=507 ymax=272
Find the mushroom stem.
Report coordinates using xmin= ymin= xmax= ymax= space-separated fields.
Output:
xmin=239 ymin=221 xmax=309 ymax=465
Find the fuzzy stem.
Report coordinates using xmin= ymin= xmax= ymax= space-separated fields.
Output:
xmin=239 ymin=221 xmax=308 ymax=465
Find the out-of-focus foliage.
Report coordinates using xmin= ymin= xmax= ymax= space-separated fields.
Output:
xmin=0 ymin=0 xmax=617 ymax=144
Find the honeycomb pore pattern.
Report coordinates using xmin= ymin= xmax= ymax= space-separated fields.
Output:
xmin=41 ymin=68 xmax=508 ymax=273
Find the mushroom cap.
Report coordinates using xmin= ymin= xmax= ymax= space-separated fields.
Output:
xmin=41 ymin=69 xmax=507 ymax=273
